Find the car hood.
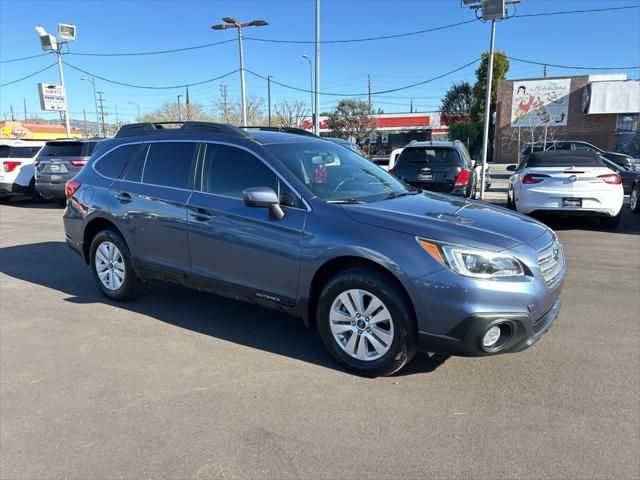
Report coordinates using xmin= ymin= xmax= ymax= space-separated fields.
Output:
xmin=341 ymin=192 xmax=550 ymax=251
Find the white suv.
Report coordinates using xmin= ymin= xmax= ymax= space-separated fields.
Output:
xmin=0 ymin=139 xmax=46 ymax=201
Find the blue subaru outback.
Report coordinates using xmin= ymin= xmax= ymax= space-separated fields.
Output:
xmin=63 ymin=122 xmax=564 ymax=376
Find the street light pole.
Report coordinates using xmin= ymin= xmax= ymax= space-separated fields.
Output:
xmin=302 ymin=54 xmax=313 ymax=130
xmin=81 ymin=77 xmax=102 ymax=138
xmin=54 ymin=49 xmax=72 ymax=137
xmin=212 ymin=17 xmax=268 ymax=127
xmin=177 ymin=95 xmax=183 ymax=121
xmin=479 ymin=19 xmax=496 ymax=200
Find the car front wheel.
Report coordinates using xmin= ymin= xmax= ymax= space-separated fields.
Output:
xmin=90 ymin=229 xmax=144 ymax=301
xmin=317 ymin=269 xmax=417 ymax=377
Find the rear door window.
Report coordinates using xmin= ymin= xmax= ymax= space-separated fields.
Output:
xmin=397 ymin=148 xmax=461 ymax=167
xmin=141 ymin=142 xmax=197 ymax=189
xmin=39 ymin=142 xmax=84 ymax=157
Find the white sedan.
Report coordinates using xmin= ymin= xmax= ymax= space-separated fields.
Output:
xmin=507 ymin=151 xmax=624 ymax=228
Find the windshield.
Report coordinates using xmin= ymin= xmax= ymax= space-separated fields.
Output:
xmin=265 ymin=141 xmax=411 ymax=203
xmin=0 ymin=145 xmax=42 ymax=158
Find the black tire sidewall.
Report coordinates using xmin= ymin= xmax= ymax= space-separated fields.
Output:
xmin=631 ymin=187 xmax=640 ymax=213
xmin=316 ymin=269 xmax=417 ymax=377
xmin=90 ymin=229 xmax=141 ymax=301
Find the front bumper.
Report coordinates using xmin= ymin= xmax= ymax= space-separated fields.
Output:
xmin=418 ymin=299 xmax=561 ymax=356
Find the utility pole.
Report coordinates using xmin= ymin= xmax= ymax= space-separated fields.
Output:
xmin=97 ymin=91 xmax=106 ymax=137
xmin=10 ymin=105 xmax=15 ymax=121
xmin=115 ymin=104 xmax=119 ymax=126
xmin=185 ymin=86 xmax=190 ymax=121
xmin=314 ymin=0 xmax=320 ymax=135
xmin=479 ymin=18 xmax=496 ymax=200
xmin=220 ymin=85 xmax=230 ymax=122
xmin=23 ymin=99 xmax=27 ymax=121
xmin=368 ymin=75 xmax=372 ymax=111
xmin=267 ymin=76 xmax=272 ymax=126
xmin=177 ymin=95 xmax=183 ymax=121
xmin=543 ymin=64 xmax=547 ymax=78
xmin=83 ymin=108 xmax=88 ymax=137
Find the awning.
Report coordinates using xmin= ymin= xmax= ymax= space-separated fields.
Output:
xmin=583 ymin=80 xmax=640 ymax=114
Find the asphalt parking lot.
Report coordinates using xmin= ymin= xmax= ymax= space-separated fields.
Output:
xmin=1 ymin=198 xmax=639 ymax=480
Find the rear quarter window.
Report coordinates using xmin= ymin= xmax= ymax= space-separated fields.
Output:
xmin=94 ymin=144 xmax=146 ymax=179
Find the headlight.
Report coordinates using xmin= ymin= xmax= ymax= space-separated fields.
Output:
xmin=417 ymin=238 xmax=525 ymax=279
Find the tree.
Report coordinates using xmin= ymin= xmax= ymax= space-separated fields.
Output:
xmin=471 ymin=51 xmax=510 ymax=121
xmin=138 ymin=101 xmax=213 ymax=123
xmin=325 ymin=98 xmax=375 ymax=144
xmin=273 ymin=99 xmax=309 ymax=128
xmin=440 ymin=81 xmax=474 ymax=125
xmin=447 ymin=120 xmax=483 ymax=158
xmin=214 ymin=95 xmax=266 ymax=125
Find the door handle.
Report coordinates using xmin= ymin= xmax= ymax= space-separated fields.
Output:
xmin=115 ymin=192 xmax=132 ymax=203
xmin=188 ymin=207 xmax=213 ymax=221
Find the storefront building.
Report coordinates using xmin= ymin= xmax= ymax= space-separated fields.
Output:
xmin=494 ymin=74 xmax=640 ymax=163
xmin=0 ymin=121 xmax=82 ymax=140
xmin=302 ymin=112 xmax=448 ymax=156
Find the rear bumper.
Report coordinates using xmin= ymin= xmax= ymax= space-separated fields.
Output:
xmin=65 ymin=234 xmax=84 ymax=259
xmin=516 ymin=187 xmax=623 ymax=216
xmin=0 ymin=182 xmax=31 ymax=195
xmin=35 ymin=181 xmax=66 ymax=199
xmin=418 ymin=299 xmax=561 ymax=356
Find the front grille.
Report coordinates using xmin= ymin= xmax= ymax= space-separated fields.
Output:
xmin=537 ymin=241 xmax=564 ymax=289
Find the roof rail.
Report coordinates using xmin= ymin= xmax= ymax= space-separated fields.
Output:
xmin=115 ymin=121 xmax=251 ymax=139
xmin=239 ymin=126 xmax=319 ymax=137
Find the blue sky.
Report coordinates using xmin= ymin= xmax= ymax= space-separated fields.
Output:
xmin=1 ymin=0 xmax=639 ymax=123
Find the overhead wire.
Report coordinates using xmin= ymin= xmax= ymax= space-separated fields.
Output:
xmin=0 ymin=63 xmax=58 ymax=87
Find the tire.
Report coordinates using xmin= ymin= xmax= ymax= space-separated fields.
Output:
xmin=316 ymin=268 xmax=417 ymax=377
xmin=90 ymin=229 xmax=144 ymax=301
xmin=630 ymin=186 xmax=640 ymax=214
xmin=599 ymin=211 xmax=621 ymax=229
xmin=507 ymin=190 xmax=515 ymax=210
xmin=28 ymin=178 xmax=45 ymax=203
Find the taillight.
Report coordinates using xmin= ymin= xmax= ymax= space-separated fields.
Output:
xmin=69 ymin=160 xmax=87 ymax=167
xmin=2 ymin=161 xmax=22 ymax=173
xmin=522 ymin=173 xmax=550 ymax=184
xmin=454 ymin=168 xmax=471 ymax=186
xmin=598 ymin=173 xmax=622 ymax=185
xmin=65 ymin=179 xmax=81 ymax=198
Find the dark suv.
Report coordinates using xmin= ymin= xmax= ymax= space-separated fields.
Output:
xmin=35 ymin=139 xmax=100 ymax=201
xmin=390 ymin=141 xmax=478 ymax=198
xmin=520 ymin=141 xmax=637 ymax=170
xmin=63 ymin=122 xmax=565 ymax=376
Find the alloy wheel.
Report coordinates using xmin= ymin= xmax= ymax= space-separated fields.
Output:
xmin=329 ymin=289 xmax=394 ymax=361
xmin=94 ymin=241 xmax=126 ymax=291
xmin=631 ymin=188 xmax=638 ymax=210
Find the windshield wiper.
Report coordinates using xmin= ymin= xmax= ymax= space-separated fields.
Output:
xmin=382 ymin=190 xmax=421 ymax=200
xmin=327 ymin=198 xmax=366 ymax=204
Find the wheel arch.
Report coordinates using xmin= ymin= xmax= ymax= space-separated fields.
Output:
xmin=82 ymin=216 xmax=124 ymax=264
xmin=304 ymin=255 xmax=416 ymax=330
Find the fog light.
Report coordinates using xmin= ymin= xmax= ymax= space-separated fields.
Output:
xmin=482 ymin=325 xmax=501 ymax=348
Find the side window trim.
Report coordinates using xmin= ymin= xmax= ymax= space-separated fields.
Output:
xmin=197 ymin=140 xmax=311 ymax=212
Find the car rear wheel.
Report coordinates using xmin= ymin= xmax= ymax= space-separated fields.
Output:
xmin=630 ymin=186 xmax=640 ymax=214
xmin=599 ymin=211 xmax=621 ymax=229
xmin=317 ymin=269 xmax=417 ymax=377
xmin=90 ymin=229 xmax=144 ymax=301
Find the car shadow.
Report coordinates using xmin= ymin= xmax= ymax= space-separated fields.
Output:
xmin=0 ymin=241 xmax=445 ymax=377
xmin=533 ymin=208 xmax=640 ymax=235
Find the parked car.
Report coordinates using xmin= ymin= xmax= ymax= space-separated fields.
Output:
xmin=630 ymin=177 xmax=640 ymax=214
xmin=64 ymin=121 xmax=564 ymax=376
xmin=387 ymin=147 xmax=404 ymax=171
xmin=520 ymin=141 xmax=637 ymax=170
xmin=507 ymin=151 xmax=624 ymax=228
xmin=390 ymin=141 xmax=478 ymax=198
xmin=323 ymin=137 xmax=367 ymax=157
xmin=35 ymin=139 xmax=100 ymax=201
xmin=0 ymin=139 xmax=46 ymax=201
xmin=600 ymin=156 xmax=640 ymax=195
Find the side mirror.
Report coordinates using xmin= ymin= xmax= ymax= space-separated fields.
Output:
xmin=243 ymin=187 xmax=284 ymax=220
xmin=506 ymin=164 xmax=517 ymax=172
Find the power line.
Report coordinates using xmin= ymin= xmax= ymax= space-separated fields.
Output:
xmin=66 ymin=39 xmax=235 ymax=57
xmin=515 ymin=5 xmax=640 ymax=18
xmin=246 ymin=59 xmax=481 ymax=96
xmin=0 ymin=63 xmax=57 ymax=87
xmin=62 ymin=61 xmax=240 ymax=89
xmin=508 ymin=56 xmax=640 ymax=71
xmin=0 ymin=53 xmax=51 ymax=64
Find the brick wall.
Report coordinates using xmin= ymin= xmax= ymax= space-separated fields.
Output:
xmin=494 ymin=76 xmax=618 ymax=163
